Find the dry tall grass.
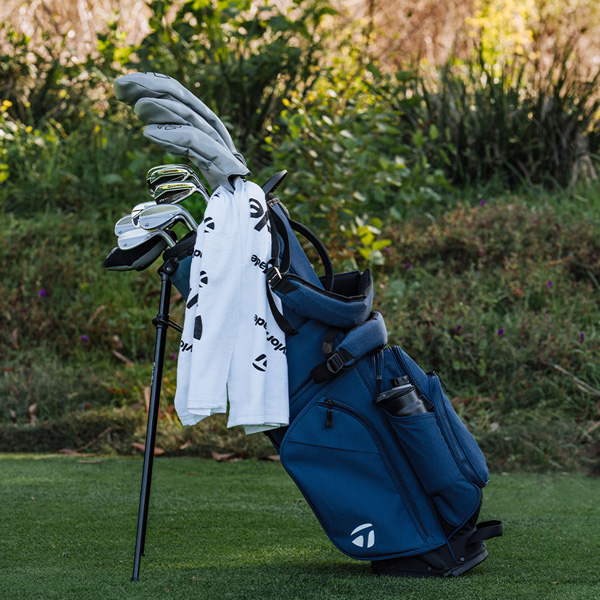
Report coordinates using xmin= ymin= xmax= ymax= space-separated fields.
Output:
xmin=1 ymin=0 xmax=599 ymax=71
xmin=0 ymin=0 xmax=151 ymax=54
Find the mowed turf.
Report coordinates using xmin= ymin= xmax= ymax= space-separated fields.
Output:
xmin=0 ymin=455 xmax=598 ymax=600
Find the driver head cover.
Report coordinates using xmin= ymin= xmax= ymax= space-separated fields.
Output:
xmin=142 ymin=123 xmax=249 ymax=193
xmin=114 ymin=71 xmax=248 ymax=167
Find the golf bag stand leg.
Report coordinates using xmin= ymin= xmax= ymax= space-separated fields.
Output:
xmin=132 ymin=258 xmax=179 ymax=582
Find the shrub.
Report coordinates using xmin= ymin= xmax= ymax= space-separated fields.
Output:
xmin=121 ymin=0 xmax=336 ymax=160
xmin=262 ymin=64 xmax=451 ymax=266
xmin=398 ymin=41 xmax=600 ymax=188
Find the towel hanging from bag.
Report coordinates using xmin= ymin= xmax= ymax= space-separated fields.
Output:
xmin=174 ymin=178 xmax=289 ymax=434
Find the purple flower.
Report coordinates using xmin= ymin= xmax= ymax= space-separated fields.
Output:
xmin=580 ymin=333 xmax=585 ymax=342
xmin=80 ymin=335 xmax=89 ymax=342
xmin=383 ymin=247 xmax=391 ymax=254
xmin=547 ymin=281 xmax=553 ymax=288
xmin=170 ymin=353 xmax=176 ymax=360
xmin=480 ymin=200 xmax=486 ymax=206
xmin=39 ymin=289 xmax=46 ymax=297
xmin=497 ymin=328 xmax=505 ymax=336
xmin=405 ymin=263 xmax=412 ymax=270
xmin=456 ymin=325 xmax=462 ymax=331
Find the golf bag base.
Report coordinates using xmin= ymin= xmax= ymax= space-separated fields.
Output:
xmin=371 ymin=519 xmax=503 ymax=578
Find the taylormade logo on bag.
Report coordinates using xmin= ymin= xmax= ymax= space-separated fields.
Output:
xmin=351 ymin=524 xmax=375 ymax=549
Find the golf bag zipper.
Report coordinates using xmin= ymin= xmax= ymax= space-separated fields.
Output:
xmin=317 ymin=399 xmax=430 ymax=541
xmin=375 ymin=349 xmax=384 ymax=395
xmin=427 ymin=370 xmax=450 ymax=394
xmin=325 ymin=399 xmax=334 ymax=428
xmin=392 ymin=348 xmax=486 ymax=488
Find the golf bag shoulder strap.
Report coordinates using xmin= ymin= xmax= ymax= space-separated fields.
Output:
xmin=288 ymin=218 xmax=334 ymax=292
xmin=311 ymin=312 xmax=388 ymax=383
xmin=269 ymin=204 xmax=334 ymax=291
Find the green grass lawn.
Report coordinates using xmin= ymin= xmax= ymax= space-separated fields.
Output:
xmin=0 ymin=455 xmax=599 ymax=600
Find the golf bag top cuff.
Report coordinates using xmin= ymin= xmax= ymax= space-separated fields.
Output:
xmin=274 ymin=270 xmax=374 ymax=330
xmin=163 ymin=230 xmax=197 ymax=262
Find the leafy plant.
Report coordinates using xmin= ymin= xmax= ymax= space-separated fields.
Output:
xmin=263 ymin=64 xmax=451 ymax=262
xmin=0 ymin=24 xmax=95 ymax=131
xmin=120 ymin=0 xmax=336 ymax=161
xmin=404 ymin=41 xmax=600 ymax=188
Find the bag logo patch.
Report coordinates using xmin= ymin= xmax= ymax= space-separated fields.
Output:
xmin=351 ymin=523 xmax=375 ymax=549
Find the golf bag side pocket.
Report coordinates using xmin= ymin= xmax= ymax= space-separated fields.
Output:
xmin=279 ymin=386 xmax=443 ymax=560
xmin=385 ymin=349 xmax=489 ymax=528
xmin=386 ymin=411 xmax=482 ymax=527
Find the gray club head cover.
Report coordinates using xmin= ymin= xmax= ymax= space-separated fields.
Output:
xmin=144 ymin=124 xmax=249 ymax=193
xmin=114 ymin=72 xmax=246 ymax=165
xmin=134 ymin=97 xmax=238 ymax=157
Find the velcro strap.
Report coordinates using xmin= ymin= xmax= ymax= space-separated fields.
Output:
xmin=311 ymin=312 xmax=388 ymax=383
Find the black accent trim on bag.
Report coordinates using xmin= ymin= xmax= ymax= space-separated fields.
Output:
xmin=289 ymin=219 xmax=334 ymax=292
xmin=264 ymin=207 xmax=297 ymax=336
xmin=311 ymin=348 xmax=354 ymax=382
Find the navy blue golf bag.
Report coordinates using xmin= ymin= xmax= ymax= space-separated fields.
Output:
xmin=166 ymin=173 xmax=503 ymax=577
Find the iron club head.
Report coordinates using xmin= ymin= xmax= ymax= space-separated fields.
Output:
xmin=147 ymin=164 xmax=194 ymax=191
xmin=118 ymin=227 xmax=176 ymax=250
xmin=153 ymin=179 xmax=210 ymax=204
xmin=137 ymin=203 xmax=198 ymax=232
xmin=131 ymin=200 xmax=158 ymax=226
xmin=114 ymin=214 xmax=136 ymax=236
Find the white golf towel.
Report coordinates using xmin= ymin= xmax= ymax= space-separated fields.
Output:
xmin=174 ymin=178 xmax=289 ymax=433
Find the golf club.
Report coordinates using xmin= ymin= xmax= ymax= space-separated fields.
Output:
xmin=115 ymin=214 xmax=137 ymax=237
xmin=118 ymin=227 xmax=176 ymax=250
xmin=131 ymin=200 xmax=158 ymax=226
xmin=147 ymin=164 xmax=197 ymax=192
xmin=137 ymin=203 xmax=198 ymax=232
xmin=152 ymin=179 xmax=210 ymax=205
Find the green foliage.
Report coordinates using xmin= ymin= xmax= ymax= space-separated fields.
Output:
xmin=0 ymin=25 xmax=94 ymax=131
xmin=405 ymin=42 xmax=600 ymax=188
xmin=379 ymin=199 xmax=600 ymax=470
xmin=0 ymin=107 xmax=164 ymax=213
xmin=263 ymin=66 xmax=451 ymax=265
xmin=1 ymin=1 xmax=599 ymax=472
xmin=122 ymin=0 xmax=336 ymax=158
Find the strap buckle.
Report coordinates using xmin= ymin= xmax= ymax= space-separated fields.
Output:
xmin=265 ymin=265 xmax=283 ymax=287
xmin=326 ymin=352 xmax=345 ymax=374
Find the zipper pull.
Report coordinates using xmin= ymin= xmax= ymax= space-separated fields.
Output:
xmin=325 ymin=399 xmax=334 ymax=428
xmin=427 ymin=370 xmax=450 ymax=394
xmin=375 ymin=350 xmax=384 ymax=395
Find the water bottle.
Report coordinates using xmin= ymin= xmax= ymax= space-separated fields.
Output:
xmin=374 ymin=376 xmax=427 ymax=417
